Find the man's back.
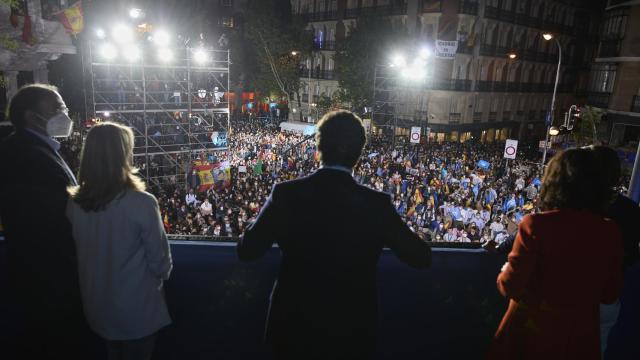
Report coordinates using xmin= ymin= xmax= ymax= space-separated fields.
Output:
xmin=238 ymin=168 xmax=430 ymax=358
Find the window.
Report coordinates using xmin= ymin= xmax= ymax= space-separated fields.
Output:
xmin=221 ymin=17 xmax=234 ymax=28
xmin=588 ymin=64 xmax=617 ymax=93
xmin=602 ymin=8 xmax=628 ymax=40
xmin=220 ymin=0 xmax=233 ymax=6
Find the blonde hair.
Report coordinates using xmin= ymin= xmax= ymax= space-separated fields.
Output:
xmin=68 ymin=122 xmax=146 ymax=211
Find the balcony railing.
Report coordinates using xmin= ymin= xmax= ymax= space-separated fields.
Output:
xmin=598 ymin=39 xmax=622 ymax=58
xmin=449 ymin=113 xmax=462 ymax=124
xmin=457 ymin=45 xmax=473 ymax=54
xmin=430 ymin=79 xmax=472 ymax=91
xmin=473 ymin=112 xmax=482 ymax=123
xmin=586 ymin=92 xmax=610 ymax=109
xmin=302 ymin=10 xmax=339 ymax=22
xmin=489 ymin=112 xmax=497 ymax=122
xmin=313 ymin=40 xmax=336 ymax=51
xmin=632 ymin=95 xmax=640 ymax=113
xmin=458 ymin=0 xmax=478 ymax=15
xmin=299 ymin=68 xmax=336 ymax=80
xmin=344 ymin=3 xmax=407 ymax=18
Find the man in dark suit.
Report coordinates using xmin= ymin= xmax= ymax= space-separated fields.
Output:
xmin=0 ymin=84 xmax=96 ymax=358
xmin=238 ymin=110 xmax=431 ymax=359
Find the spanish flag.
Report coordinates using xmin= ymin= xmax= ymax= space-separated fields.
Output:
xmin=57 ymin=2 xmax=84 ymax=35
xmin=195 ymin=163 xmax=214 ymax=191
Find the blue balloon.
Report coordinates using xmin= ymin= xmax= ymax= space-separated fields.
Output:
xmin=477 ymin=160 xmax=490 ymax=170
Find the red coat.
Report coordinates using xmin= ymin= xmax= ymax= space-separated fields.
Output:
xmin=488 ymin=210 xmax=623 ymax=360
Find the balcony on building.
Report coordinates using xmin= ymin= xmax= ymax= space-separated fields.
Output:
xmin=344 ymin=1 xmax=407 ymax=19
xmin=302 ymin=9 xmax=339 ymax=22
xmin=458 ymin=0 xmax=478 ymax=15
xmin=598 ymin=39 xmax=622 ymax=58
xmin=299 ymin=67 xmax=336 ymax=80
xmin=449 ymin=112 xmax=461 ymax=124
xmin=312 ymin=40 xmax=336 ymax=51
xmin=631 ymin=95 xmax=640 ymax=113
xmin=587 ymin=92 xmax=611 ymax=109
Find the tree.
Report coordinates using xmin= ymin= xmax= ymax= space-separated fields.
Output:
xmin=241 ymin=0 xmax=312 ymax=109
xmin=334 ymin=16 xmax=407 ymax=111
xmin=572 ymin=106 xmax=601 ymax=146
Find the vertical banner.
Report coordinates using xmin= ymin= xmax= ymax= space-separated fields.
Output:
xmin=410 ymin=127 xmax=421 ymax=144
xmin=435 ymin=40 xmax=458 ymax=59
xmin=504 ymin=139 xmax=518 ymax=159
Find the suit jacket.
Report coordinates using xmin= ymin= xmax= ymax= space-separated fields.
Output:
xmin=489 ymin=210 xmax=623 ymax=360
xmin=238 ymin=168 xmax=431 ymax=357
xmin=0 ymin=129 xmax=83 ymax=325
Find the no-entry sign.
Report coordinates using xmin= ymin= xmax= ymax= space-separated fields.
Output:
xmin=504 ymin=139 xmax=518 ymax=159
xmin=410 ymin=127 xmax=421 ymax=144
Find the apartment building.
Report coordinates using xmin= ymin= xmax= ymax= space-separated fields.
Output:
xmin=586 ymin=0 xmax=640 ymax=149
xmin=1 ymin=0 xmax=77 ymax=118
xmin=292 ymin=0 xmax=600 ymax=143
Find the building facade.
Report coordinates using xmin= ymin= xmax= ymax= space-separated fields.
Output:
xmin=292 ymin=0 xmax=600 ymax=143
xmin=1 ymin=0 xmax=77 ymax=120
xmin=586 ymin=0 xmax=640 ymax=150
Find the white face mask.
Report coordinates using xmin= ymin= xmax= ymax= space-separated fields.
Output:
xmin=39 ymin=112 xmax=73 ymax=138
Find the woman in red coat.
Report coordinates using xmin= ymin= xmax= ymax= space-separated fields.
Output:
xmin=488 ymin=148 xmax=623 ymax=360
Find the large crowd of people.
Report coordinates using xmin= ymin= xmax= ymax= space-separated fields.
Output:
xmin=57 ymin=117 xmax=553 ymax=245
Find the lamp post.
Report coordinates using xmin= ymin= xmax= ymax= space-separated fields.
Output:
xmin=541 ymin=33 xmax=561 ymax=167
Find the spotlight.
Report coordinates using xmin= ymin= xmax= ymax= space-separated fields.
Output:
xmin=193 ymin=48 xmax=208 ymax=64
xmin=391 ymin=53 xmax=406 ymax=68
xmin=129 ymin=8 xmax=143 ymax=19
xmin=96 ymin=28 xmax=106 ymax=39
xmin=112 ymin=24 xmax=133 ymax=44
xmin=99 ymin=43 xmax=117 ymax=60
xmin=549 ymin=126 xmax=560 ymax=136
xmin=104 ymin=111 xmax=111 ymax=117
xmin=543 ymin=33 xmax=553 ymax=41
xmin=508 ymin=53 xmax=517 ymax=59
xmin=123 ymin=45 xmax=141 ymax=62
xmin=419 ymin=47 xmax=431 ymax=59
xmin=158 ymin=48 xmax=173 ymax=62
xmin=154 ymin=30 xmax=170 ymax=47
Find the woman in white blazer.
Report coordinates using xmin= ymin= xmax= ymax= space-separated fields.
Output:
xmin=67 ymin=122 xmax=172 ymax=360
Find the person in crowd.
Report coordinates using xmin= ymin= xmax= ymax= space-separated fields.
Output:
xmin=0 ymin=84 xmax=98 ymax=358
xmin=488 ymin=148 xmax=623 ymax=360
xmin=185 ymin=188 xmax=198 ymax=206
xmin=237 ymin=110 xmax=431 ymax=359
xmin=200 ymin=197 xmax=213 ymax=216
xmin=590 ymin=145 xmax=640 ymax=358
xmin=66 ymin=122 xmax=172 ymax=360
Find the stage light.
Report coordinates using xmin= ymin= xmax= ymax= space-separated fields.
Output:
xmin=543 ymin=33 xmax=553 ymax=41
xmin=154 ymin=30 xmax=170 ymax=47
xmin=112 ymin=24 xmax=133 ymax=44
xmin=100 ymin=43 xmax=117 ymax=60
xmin=390 ymin=53 xmax=406 ymax=68
xmin=123 ymin=45 xmax=141 ymax=62
xmin=104 ymin=111 xmax=111 ymax=117
xmin=129 ymin=8 xmax=142 ymax=19
xmin=158 ymin=48 xmax=173 ymax=62
xmin=508 ymin=53 xmax=517 ymax=59
xmin=193 ymin=48 xmax=208 ymax=64
xmin=291 ymin=51 xmax=298 ymax=56
xmin=96 ymin=28 xmax=106 ymax=39
xmin=419 ymin=47 xmax=431 ymax=59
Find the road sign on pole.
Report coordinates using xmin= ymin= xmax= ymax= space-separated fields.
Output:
xmin=504 ymin=139 xmax=518 ymax=159
xmin=410 ymin=127 xmax=421 ymax=144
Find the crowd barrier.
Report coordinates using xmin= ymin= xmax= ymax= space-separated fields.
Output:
xmin=0 ymin=240 xmax=637 ymax=359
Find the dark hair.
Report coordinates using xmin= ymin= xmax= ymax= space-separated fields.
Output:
xmin=315 ymin=110 xmax=366 ymax=168
xmin=539 ymin=148 xmax=608 ymax=214
xmin=589 ymin=145 xmax=621 ymax=188
xmin=6 ymin=84 xmax=59 ymax=129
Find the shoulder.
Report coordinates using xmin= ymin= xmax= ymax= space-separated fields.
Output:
xmin=125 ymin=190 xmax=159 ymax=207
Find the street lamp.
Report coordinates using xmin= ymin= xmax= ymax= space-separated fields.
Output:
xmin=541 ymin=32 xmax=561 ymax=167
xmin=549 ymin=126 xmax=560 ymax=136
xmin=508 ymin=53 xmax=517 ymax=59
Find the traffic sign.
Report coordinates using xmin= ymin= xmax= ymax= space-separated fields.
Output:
xmin=410 ymin=127 xmax=421 ymax=144
xmin=504 ymin=139 xmax=518 ymax=159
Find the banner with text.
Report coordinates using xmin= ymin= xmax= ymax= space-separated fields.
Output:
xmin=435 ymin=40 xmax=458 ymax=59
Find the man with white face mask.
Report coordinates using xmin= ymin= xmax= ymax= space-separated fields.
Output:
xmin=0 ymin=84 xmax=98 ymax=358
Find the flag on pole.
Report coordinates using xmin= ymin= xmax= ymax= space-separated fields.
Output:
xmin=57 ymin=2 xmax=84 ymax=35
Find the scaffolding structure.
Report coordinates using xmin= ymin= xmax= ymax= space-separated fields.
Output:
xmin=86 ymin=42 xmax=230 ymax=187
xmin=371 ymin=63 xmax=430 ymax=143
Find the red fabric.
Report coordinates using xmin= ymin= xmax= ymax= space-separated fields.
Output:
xmin=21 ymin=3 xmax=33 ymax=45
xmin=488 ymin=210 xmax=623 ymax=360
